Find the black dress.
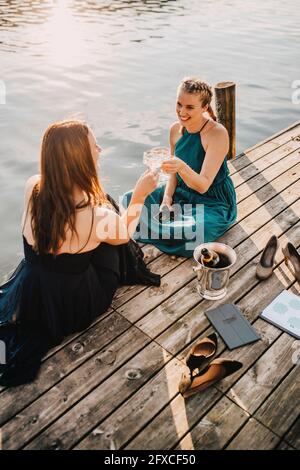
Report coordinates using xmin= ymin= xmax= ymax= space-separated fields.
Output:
xmin=0 ymin=196 xmax=160 ymax=387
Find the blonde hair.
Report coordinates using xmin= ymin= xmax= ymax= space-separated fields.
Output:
xmin=178 ymin=77 xmax=217 ymax=121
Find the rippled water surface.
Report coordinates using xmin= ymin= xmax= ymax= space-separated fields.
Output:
xmin=0 ymin=0 xmax=300 ymax=268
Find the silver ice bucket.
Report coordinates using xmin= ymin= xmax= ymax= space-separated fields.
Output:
xmin=193 ymin=242 xmax=237 ymax=300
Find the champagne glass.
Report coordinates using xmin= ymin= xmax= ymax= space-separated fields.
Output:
xmin=143 ymin=146 xmax=170 ymax=184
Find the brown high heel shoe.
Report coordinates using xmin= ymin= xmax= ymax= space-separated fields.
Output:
xmin=256 ymin=235 xmax=278 ymax=280
xmin=180 ymin=358 xmax=243 ymax=398
xmin=282 ymin=243 xmax=300 ymax=283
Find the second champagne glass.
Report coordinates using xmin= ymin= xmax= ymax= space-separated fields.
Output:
xmin=143 ymin=146 xmax=170 ymax=185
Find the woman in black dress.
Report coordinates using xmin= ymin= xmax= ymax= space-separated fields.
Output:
xmin=0 ymin=120 xmax=160 ymax=386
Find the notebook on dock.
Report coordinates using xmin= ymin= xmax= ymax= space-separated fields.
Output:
xmin=260 ymin=290 xmax=300 ymax=339
xmin=205 ymin=304 xmax=261 ymax=350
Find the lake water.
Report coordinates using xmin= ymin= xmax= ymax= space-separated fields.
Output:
xmin=0 ymin=0 xmax=299 ymax=270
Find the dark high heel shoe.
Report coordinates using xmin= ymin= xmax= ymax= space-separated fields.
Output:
xmin=256 ymin=235 xmax=278 ymax=280
xmin=185 ymin=332 xmax=218 ymax=371
xmin=178 ymin=333 xmax=218 ymax=395
xmin=282 ymin=243 xmax=300 ymax=283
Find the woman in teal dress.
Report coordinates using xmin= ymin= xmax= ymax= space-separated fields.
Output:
xmin=122 ymin=77 xmax=237 ymax=257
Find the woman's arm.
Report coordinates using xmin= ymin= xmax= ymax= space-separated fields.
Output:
xmin=162 ymin=126 xmax=229 ymax=194
xmin=161 ymin=123 xmax=180 ymax=208
xmin=21 ymin=175 xmax=40 ymax=229
xmin=94 ymin=170 xmax=158 ymax=245
xmin=161 ymin=174 xmax=177 ymax=207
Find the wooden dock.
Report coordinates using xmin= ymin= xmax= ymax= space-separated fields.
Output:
xmin=1 ymin=121 xmax=300 ymax=450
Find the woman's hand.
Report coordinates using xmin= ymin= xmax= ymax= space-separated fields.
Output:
xmin=133 ymin=169 xmax=158 ymax=200
xmin=160 ymin=194 xmax=173 ymax=212
xmin=161 ymin=156 xmax=186 ymax=174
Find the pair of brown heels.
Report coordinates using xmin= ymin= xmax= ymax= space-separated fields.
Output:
xmin=178 ymin=333 xmax=243 ymax=398
xmin=256 ymin=236 xmax=300 ymax=282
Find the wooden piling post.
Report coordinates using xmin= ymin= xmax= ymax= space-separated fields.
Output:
xmin=214 ymin=81 xmax=236 ymax=159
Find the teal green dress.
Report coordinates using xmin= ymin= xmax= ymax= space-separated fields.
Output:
xmin=121 ymin=128 xmax=237 ymax=257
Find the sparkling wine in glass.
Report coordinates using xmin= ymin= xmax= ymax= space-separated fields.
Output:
xmin=143 ymin=146 xmax=170 ymax=184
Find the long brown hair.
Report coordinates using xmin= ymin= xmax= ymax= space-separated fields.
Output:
xmin=178 ymin=77 xmax=217 ymax=121
xmin=30 ymin=120 xmax=108 ymax=255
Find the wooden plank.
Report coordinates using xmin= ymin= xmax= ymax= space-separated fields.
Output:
xmin=228 ymin=121 xmax=300 ymax=175
xmin=174 ymin=397 xmax=249 ymax=450
xmin=116 ymin=260 xmax=195 ymax=323
xmin=212 ymin=170 xmax=300 ymax=249
xmin=74 ymin=358 xmax=185 ymax=450
xmin=142 ymin=243 xmax=162 ymax=263
xmin=228 ymin=143 xmax=276 ymax=174
xmin=24 ymin=342 xmax=172 ymax=450
xmin=0 ymin=311 xmax=131 ymax=425
xmin=283 ymin=417 xmax=300 ymax=450
xmin=254 ymin=366 xmax=300 ymax=439
xmin=224 ymin=187 xmax=300 ymax=252
xmin=175 ymin=301 xmax=300 ymax=451
xmin=112 ymin=252 xmax=185 ymax=310
xmin=231 ymin=143 xmax=300 ymax=187
xmin=236 ymin=163 xmax=300 ymax=220
xmin=245 ymin=121 xmax=300 ymax=153
xmin=276 ymin=440 xmax=296 ymax=450
xmin=124 ymin=387 xmax=222 ymax=450
xmin=226 ymin=418 xmax=280 ymax=450
xmin=236 ymin=151 xmax=300 ymax=204
xmin=42 ymin=306 xmax=115 ymax=359
xmin=229 ymin=141 xmax=278 ymax=174
xmin=226 ymin=334 xmax=297 ymax=416
xmin=214 ymin=319 xmax=280 ymax=392
xmin=0 ymin=307 xmax=108 ymax=395
xmin=219 ymin=188 xmax=300 ymax=271
xmin=1 ymin=324 xmax=152 ymax=450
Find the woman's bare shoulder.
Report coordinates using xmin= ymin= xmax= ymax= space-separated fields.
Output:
xmin=25 ymin=174 xmax=40 ymax=191
xmin=204 ymin=121 xmax=228 ymax=144
xmin=169 ymin=121 xmax=182 ymax=148
xmin=24 ymin=174 xmax=40 ymax=201
xmin=207 ymin=121 xmax=228 ymax=137
xmin=169 ymin=121 xmax=181 ymax=135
